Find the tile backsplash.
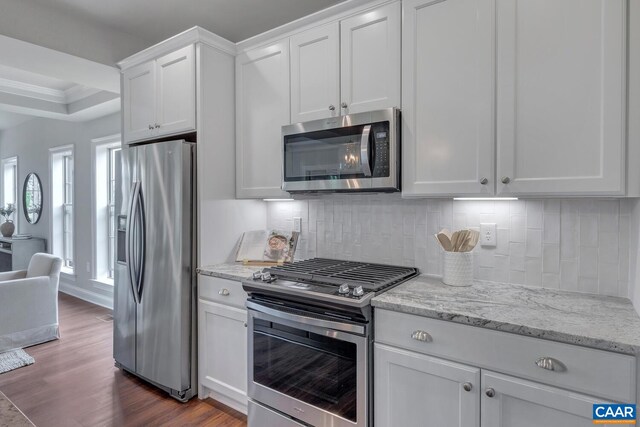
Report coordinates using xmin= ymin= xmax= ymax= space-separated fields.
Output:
xmin=267 ymin=195 xmax=632 ymax=298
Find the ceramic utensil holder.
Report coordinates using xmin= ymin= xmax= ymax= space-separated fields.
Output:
xmin=442 ymin=251 xmax=473 ymax=287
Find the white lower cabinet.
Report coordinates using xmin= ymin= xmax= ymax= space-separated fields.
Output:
xmin=481 ymin=371 xmax=615 ymax=427
xmin=375 ymin=343 xmax=480 ymax=427
xmin=198 ymin=277 xmax=248 ymax=414
xmin=374 ymin=309 xmax=636 ymax=427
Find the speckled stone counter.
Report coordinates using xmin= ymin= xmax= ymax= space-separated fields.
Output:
xmin=197 ymin=263 xmax=260 ymax=282
xmin=372 ymin=275 xmax=640 ymax=355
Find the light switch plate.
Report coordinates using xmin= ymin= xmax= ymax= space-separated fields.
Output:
xmin=480 ymin=223 xmax=497 ymax=247
xmin=293 ymin=217 xmax=302 ymax=233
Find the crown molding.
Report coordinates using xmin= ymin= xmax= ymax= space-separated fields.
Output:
xmin=117 ymin=26 xmax=236 ymax=70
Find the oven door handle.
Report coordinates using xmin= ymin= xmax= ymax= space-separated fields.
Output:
xmin=246 ymin=300 xmax=365 ymax=335
xmin=360 ymin=124 xmax=372 ymax=177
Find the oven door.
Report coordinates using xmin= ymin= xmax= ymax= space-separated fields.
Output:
xmin=282 ymin=108 xmax=399 ymax=193
xmin=247 ymin=301 xmax=368 ymax=427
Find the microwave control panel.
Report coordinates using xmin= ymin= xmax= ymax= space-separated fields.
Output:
xmin=372 ymin=122 xmax=390 ymax=177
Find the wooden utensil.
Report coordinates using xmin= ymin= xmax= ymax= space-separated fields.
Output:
xmin=450 ymin=230 xmax=461 ymax=252
xmin=465 ymin=229 xmax=480 ymax=251
xmin=435 ymin=229 xmax=453 ymax=252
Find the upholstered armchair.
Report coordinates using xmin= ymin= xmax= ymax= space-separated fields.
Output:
xmin=0 ymin=253 xmax=63 ymax=352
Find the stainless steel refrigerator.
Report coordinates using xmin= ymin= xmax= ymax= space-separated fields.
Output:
xmin=113 ymin=139 xmax=197 ymax=402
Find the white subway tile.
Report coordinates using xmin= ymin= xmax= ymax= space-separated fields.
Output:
xmin=543 ymin=213 xmax=560 ymax=244
xmin=542 ymin=244 xmax=560 ymax=273
xmin=526 ymin=200 xmax=543 ymax=229
xmin=579 ymin=277 xmax=599 ymax=294
xmin=560 ymin=260 xmax=579 ymax=292
xmin=542 ymin=273 xmax=560 ymax=289
xmin=578 ymin=247 xmax=598 ymax=278
xmin=525 ymin=258 xmax=542 ymax=287
xmin=579 ymin=214 xmax=598 ymax=247
xmin=525 ymin=229 xmax=542 ymax=258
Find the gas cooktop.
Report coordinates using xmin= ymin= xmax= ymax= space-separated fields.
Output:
xmin=242 ymin=258 xmax=419 ymax=309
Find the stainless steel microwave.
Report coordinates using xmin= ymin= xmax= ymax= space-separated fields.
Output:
xmin=282 ymin=108 xmax=400 ymax=193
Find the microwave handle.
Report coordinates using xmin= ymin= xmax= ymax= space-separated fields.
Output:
xmin=360 ymin=125 xmax=372 ymax=177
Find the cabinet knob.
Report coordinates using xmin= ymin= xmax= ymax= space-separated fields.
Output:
xmin=535 ymin=356 xmax=566 ymax=372
xmin=329 ymin=105 xmax=336 ymax=111
xmin=501 ymin=176 xmax=511 ymax=184
xmin=485 ymin=388 xmax=495 ymax=398
xmin=341 ymin=102 xmax=348 ymax=109
xmin=148 ymin=125 xmax=154 ymax=130
xmin=218 ymin=288 xmax=230 ymax=296
xmin=462 ymin=382 xmax=472 ymax=392
xmin=155 ymin=123 xmax=160 ymax=129
xmin=480 ymin=177 xmax=489 ymax=185
xmin=244 ymin=322 xmax=247 ymax=328
xmin=411 ymin=330 xmax=432 ymax=343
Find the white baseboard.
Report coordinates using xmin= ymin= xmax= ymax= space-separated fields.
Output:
xmin=59 ymin=281 xmax=113 ymax=310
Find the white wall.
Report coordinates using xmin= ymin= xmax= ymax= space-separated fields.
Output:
xmin=0 ymin=0 xmax=151 ymax=66
xmin=268 ymin=196 xmax=634 ymax=298
xmin=0 ymin=113 xmax=121 ymax=308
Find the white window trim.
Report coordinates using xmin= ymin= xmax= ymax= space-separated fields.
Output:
xmin=91 ymin=134 xmax=121 ymax=284
xmin=49 ymin=144 xmax=75 ymax=276
xmin=1 ymin=156 xmax=19 ymax=232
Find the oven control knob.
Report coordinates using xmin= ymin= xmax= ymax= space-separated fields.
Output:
xmin=338 ymin=283 xmax=350 ymax=294
xmin=252 ymin=271 xmax=263 ymax=280
xmin=261 ymin=273 xmax=273 ymax=282
xmin=352 ymin=286 xmax=364 ymax=297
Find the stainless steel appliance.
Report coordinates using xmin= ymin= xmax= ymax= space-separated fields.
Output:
xmin=113 ymin=139 xmax=197 ymax=402
xmin=282 ymin=108 xmax=400 ymax=193
xmin=243 ymin=258 xmax=418 ymax=427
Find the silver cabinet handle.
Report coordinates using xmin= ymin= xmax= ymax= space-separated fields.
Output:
xmin=485 ymin=388 xmax=495 ymax=398
xmin=501 ymin=176 xmax=511 ymax=184
xmin=411 ymin=330 xmax=432 ymax=342
xmin=148 ymin=125 xmax=154 ymax=130
xmin=462 ymin=382 xmax=472 ymax=392
xmin=329 ymin=105 xmax=336 ymax=111
xmin=480 ymin=177 xmax=489 ymax=185
xmin=155 ymin=123 xmax=160 ymax=128
xmin=535 ymin=357 xmax=566 ymax=372
xmin=341 ymin=102 xmax=348 ymax=109
xmin=218 ymin=288 xmax=230 ymax=296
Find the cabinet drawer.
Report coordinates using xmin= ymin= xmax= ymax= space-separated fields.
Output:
xmin=198 ymin=275 xmax=248 ymax=309
xmin=375 ymin=309 xmax=635 ymax=403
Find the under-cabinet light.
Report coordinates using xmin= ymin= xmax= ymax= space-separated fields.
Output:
xmin=453 ymin=197 xmax=518 ymax=201
xmin=263 ymin=199 xmax=295 ymax=202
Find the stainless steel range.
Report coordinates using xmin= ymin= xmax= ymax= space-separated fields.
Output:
xmin=242 ymin=258 xmax=418 ymax=427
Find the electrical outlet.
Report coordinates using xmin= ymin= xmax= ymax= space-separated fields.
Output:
xmin=293 ymin=217 xmax=302 ymax=233
xmin=480 ymin=223 xmax=497 ymax=247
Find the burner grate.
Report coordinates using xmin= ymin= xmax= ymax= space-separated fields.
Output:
xmin=267 ymin=258 xmax=418 ymax=290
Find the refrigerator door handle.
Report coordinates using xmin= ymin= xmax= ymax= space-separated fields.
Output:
xmin=126 ymin=181 xmax=141 ymax=304
xmin=136 ymin=185 xmax=146 ymax=301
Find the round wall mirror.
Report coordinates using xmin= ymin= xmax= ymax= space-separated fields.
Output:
xmin=23 ymin=173 xmax=42 ymax=224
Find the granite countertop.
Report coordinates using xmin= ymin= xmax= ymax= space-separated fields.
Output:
xmin=372 ymin=275 xmax=640 ymax=355
xmin=197 ymin=263 xmax=260 ymax=282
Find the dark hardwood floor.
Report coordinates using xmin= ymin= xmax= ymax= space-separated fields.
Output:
xmin=0 ymin=293 xmax=247 ymax=427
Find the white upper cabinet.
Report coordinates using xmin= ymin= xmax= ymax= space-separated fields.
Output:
xmin=236 ymin=41 xmax=291 ymax=199
xmin=340 ymin=2 xmax=401 ymax=114
xmin=496 ymin=0 xmax=627 ymax=196
xmin=123 ymin=61 xmax=156 ymax=143
xmin=155 ymin=45 xmax=196 ymax=137
xmin=290 ymin=23 xmax=340 ymax=123
xmin=402 ymin=0 xmax=495 ymax=196
xmin=122 ymin=45 xmax=196 ymax=143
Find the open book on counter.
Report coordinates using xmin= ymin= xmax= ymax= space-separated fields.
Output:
xmin=236 ymin=229 xmax=300 ymax=264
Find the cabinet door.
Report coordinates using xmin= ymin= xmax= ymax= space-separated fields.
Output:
xmin=122 ymin=61 xmax=156 ymax=143
xmin=402 ymin=0 xmax=495 ymax=196
xmin=156 ymin=45 xmax=196 ymax=136
xmin=290 ymin=23 xmax=340 ymax=123
xmin=236 ymin=41 xmax=291 ymax=199
xmin=496 ymin=0 xmax=627 ymax=196
xmin=198 ymin=299 xmax=248 ymax=412
xmin=481 ymin=371 xmax=626 ymax=427
xmin=340 ymin=2 xmax=401 ymax=114
xmin=375 ymin=343 xmax=480 ymax=427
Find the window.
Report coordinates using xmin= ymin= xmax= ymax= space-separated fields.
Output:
xmin=50 ymin=145 xmax=74 ymax=273
xmin=1 ymin=157 xmax=18 ymax=228
xmin=92 ymin=136 xmax=121 ymax=283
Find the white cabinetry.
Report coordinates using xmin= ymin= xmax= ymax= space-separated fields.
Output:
xmin=290 ymin=23 xmax=340 ymax=123
xmin=495 ymin=0 xmax=627 ymax=196
xmin=122 ymin=45 xmax=196 ymax=143
xmin=402 ymin=0 xmax=495 ymax=196
xmin=375 ymin=343 xmax=480 ymax=427
xmin=403 ymin=0 xmax=629 ymax=197
xmin=374 ymin=309 xmax=636 ymax=426
xmin=198 ymin=275 xmax=248 ymax=414
xmin=290 ymin=3 xmax=401 ymax=122
xmin=236 ymin=40 xmax=291 ymax=199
